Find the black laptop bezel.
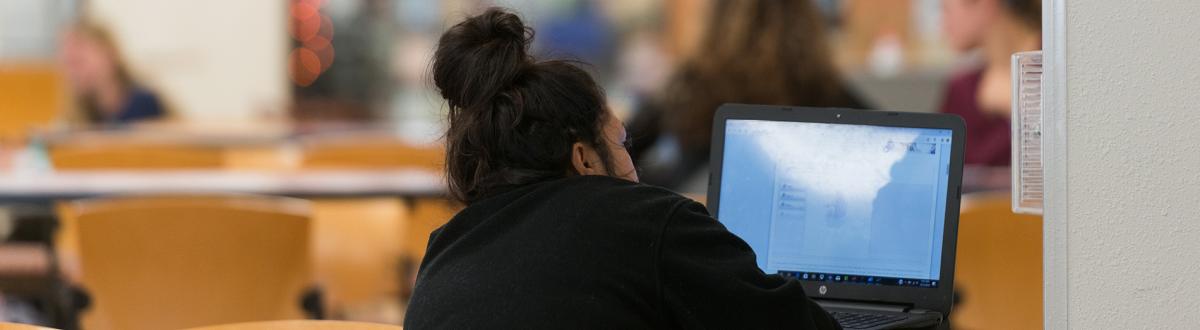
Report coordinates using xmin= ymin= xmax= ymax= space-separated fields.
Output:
xmin=705 ymin=103 xmax=965 ymax=314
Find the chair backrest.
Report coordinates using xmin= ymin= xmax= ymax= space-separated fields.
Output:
xmin=0 ymin=63 xmax=63 ymax=142
xmin=298 ymin=132 xmax=443 ymax=171
xmin=308 ymin=198 xmax=406 ymax=313
xmin=50 ymin=136 xmax=230 ymax=285
xmin=72 ymin=194 xmax=313 ymax=330
xmin=407 ymin=199 xmax=461 ymax=261
xmin=952 ymin=193 xmax=1043 ymax=329
xmin=184 ymin=320 xmax=401 ymax=330
xmin=296 ymin=131 xmax=446 ymax=315
xmin=47 ymin=134 xmax=226 ymax=170
xmin=0 ymin=322 xmax=59 ymax=330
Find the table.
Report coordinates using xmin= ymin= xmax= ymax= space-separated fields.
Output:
xmin=0 ymin=169 xmax=446 ymax=203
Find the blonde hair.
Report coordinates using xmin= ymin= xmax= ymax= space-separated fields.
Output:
xmin=65 ymin=20 xmax=166 ymax=125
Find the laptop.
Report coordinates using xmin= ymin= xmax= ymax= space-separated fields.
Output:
xmin=706 ymin=104 xmax=965 ymax=329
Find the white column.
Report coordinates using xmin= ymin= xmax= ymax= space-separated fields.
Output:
xmin=88 ymin=0 xmax=289 ymax=122
xmin=1045 ymin=0 xmax=1200 ymax=328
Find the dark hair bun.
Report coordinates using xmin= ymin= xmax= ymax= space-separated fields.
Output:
xmin=433 ymin=8 xmax=533 ymax=110
xmin=436 ymin=7 xmax=611 ymax=203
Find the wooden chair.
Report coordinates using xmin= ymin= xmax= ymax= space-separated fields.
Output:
xmin=185 ymin=320 xmax=401 ymax=330
xmin=69 ymin=194 xmax=315 ymax=330
xmin=951 ymin=193 xmax=1043 ymax=329
xmin=307 ymin=198 xmax=407 ymax=321
xmin=405 ymin=199 xmax=460 ymax=262
xmin=296 ymin=132 xmax=446 ymax=320
xmin=298 ymin=132 xmax=443 ymax=171
xmin=0 ymin=322 xmax=59 ymax=330
xmin=50 ymin=135 xmax=229 ymax=285
xmin=0 ymin=63 xmax=63 ymax=143
xmin=46 ymin=136 xmax=226 ymax=170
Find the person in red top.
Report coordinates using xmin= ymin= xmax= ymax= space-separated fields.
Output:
xmin=940 ymin=0 xmax=1041 ymax=166
xmin=942 ymin=68 xmax=1011 ymax=166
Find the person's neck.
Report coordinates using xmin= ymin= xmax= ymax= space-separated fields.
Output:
xmin=93 ymin=78 xmax=129 ymax=119
xmin=985 ymin=19 xmax=1041 ymax=64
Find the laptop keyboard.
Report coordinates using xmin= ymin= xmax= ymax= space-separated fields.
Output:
xmin=831 ymin=311 xmax=908 ymax=329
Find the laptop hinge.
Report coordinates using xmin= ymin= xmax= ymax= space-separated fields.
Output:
xmin=814 ymin=299 xmax=911 ymax=313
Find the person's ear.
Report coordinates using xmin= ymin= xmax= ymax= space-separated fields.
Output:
xmin=570 ymin=142 xmax=605 ymax=176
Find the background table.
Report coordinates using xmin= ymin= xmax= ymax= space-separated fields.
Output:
xmin=0 ymin=169 xmax=446 ymax=203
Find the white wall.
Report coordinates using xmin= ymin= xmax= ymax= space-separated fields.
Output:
xmin=0 ymin=0 xmax=71 ymax=59
xmin=1049 ymin=0 xmax=1200 ymax=328
xmin=88 ymin=0 xmax=288 ymax=122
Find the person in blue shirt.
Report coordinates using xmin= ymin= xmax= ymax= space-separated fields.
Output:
xmin=61 ymin=21 xmax=167 ymax=126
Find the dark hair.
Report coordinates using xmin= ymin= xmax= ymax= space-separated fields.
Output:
xmin=434 ymin=8 xmax=613 ymax=204
xmin=661 ymin=0 xmax=858 ymax=153
xmin=1005 ymin=0 xmax=1042 ymax=30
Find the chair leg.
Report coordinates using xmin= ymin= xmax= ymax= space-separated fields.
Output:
xmin=301 ymin=286 xmax=325 ymax=320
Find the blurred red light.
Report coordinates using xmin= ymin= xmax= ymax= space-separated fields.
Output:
xmin=288 ymin=48 xmax=322 ymax=86
xmin=304 ymin=35 xmax=331 ymax=50
xmin=290 ymin=2 xmax=318 ymax=19
xmin=292 ymin=13 xmax=322 ymax=41
xmin=318 ymin=14 xmax=335 ymax=39
xmin=288 ymin=0 xmax=334 ymax=87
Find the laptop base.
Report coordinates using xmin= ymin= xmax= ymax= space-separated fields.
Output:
xmin=818 ymin=300 xmax=942 ymax=330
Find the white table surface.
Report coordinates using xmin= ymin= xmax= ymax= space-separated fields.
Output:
xmin=0 ymin=169 xmax=446 ymax=201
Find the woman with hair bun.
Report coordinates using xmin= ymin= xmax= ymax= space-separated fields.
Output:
xmin=405 ymin=8 xmax=840 ymax=329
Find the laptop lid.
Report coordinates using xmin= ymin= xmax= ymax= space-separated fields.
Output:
xmin=706 ymin=104 xmax=965 ymax=314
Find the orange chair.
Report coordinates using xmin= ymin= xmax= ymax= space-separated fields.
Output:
xmin=50 ymin=135 xmax=229 ymax=284
xmin=0 ymin=323 xmax=59 ymax=330
xmin=0 ymin=63 xmax=64 ymax=143
xmin=185 ymin=320 xmax=401 ymax=330
xmin=298 ymin=133 xmax=443 ymax=171
xmin=69 ymin=194 xmax=315 ymax=330
xmin=296 ymin=131 xmax=455 ymax=263
xmin=46 ymin=135 xmax=226 ymax=170
xmin=307 ymin=198 xmax=407 ymax=321
xmin=952 ymin=193 xmax=1043 ymax=329
xmin=405 ymin=199 xmax=460 ymax=262
xmin=296 ymin=132 xmax=446 ymax=320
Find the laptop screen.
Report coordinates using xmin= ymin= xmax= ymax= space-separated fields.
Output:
xmin=716 ymin=119 xmax=953 ymax=288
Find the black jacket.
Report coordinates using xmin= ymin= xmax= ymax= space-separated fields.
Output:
xmin=405 ymin=175 xmax=841 ymax=329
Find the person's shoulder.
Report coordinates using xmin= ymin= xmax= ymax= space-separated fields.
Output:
xmin=128 ymin=87 xmax=162 ymax=105
xmin=948 ymin=65 xmax=986 ymax=90
xmin=122 ymin=87 xmax=166 ymax=119
xmin=544 ymin=175 xmax=702 ymax=218
xmin=556 ymin=175 xmax=692 ymax=201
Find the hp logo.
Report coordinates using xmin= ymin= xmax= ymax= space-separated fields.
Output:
xmin=819 ymin=285 xmax=828 ymax=295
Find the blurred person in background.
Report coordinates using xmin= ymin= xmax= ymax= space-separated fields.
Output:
xmin=978 ymin=0 xmax=1041 ymax=117
xmin=60 ymin=20 xmax=167 ymax=126
xmin=939 ymin=0 xmax=1040 ymax=166
xmin=628 ymin=0 xmax=869 ymax=193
